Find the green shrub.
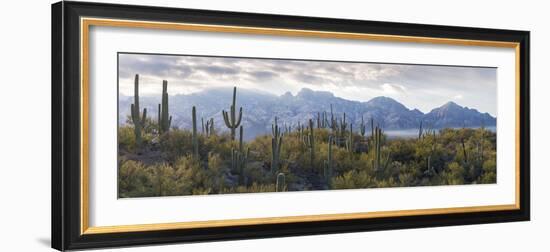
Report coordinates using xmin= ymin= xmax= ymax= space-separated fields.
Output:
xmin=118 ymin=126 xmax=497 ymax=196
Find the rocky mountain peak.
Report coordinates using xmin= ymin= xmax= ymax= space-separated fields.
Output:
xmin=119 ymin=87 xmax=496 ymax=140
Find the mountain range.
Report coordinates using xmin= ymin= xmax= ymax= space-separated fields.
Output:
xmin=119 ymin=87 xmax=496 ymax=140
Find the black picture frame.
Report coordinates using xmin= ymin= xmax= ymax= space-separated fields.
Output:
xmin=52 ymin=1 xmax=530 ymax=251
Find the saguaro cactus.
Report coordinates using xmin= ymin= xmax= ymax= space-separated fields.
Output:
xmin=201 ymin=117 xmax=205 ymax=135
xmin=323 ymin=111 xmax=328 ymax=128
xmin=304 ymin=119 xmax=315 ymax=170
xmin=339 ymin=113 xmax=348 ymax=135
xmin=461 ymin=138 xmax=468 ymax=163
xmin=130 ymin=74 xmax=147 ymax=146
xmin=222 ymin=86 xmax=243 ymax=140
xmin=271 ymin=117 xmax=283 ymax=173
xmin=276 ymin=173 xmax=286 ymax=192
xmin=297 ymin=121 xmax=304 ymax=140
xmin=205 ymin=118 xmax=214 ymax=137
xmin=158 ymin=80 xmax=172 ymax=134
xmin=323 ymin=135 xmax=333 ymax=186
xmin=330 ymin=104 xmax=337 ymax=133
xmin=372 ymin=126 xmax=392 ymax=172
xmin=479 ymin=128 xmax=484 ymax=165
xmin=283 ymin=123 xmax=292 ymax=135
xmin=475 ymin=122 xmax=485 ymax=169
xmin=360 ymin=116 xmax=366 ymax=137
xmin=345 ymin=123 xmax=354 ymax=153
xmin=231 ymin=126 xmax=249 ymax=185
xmin=192 ymin=106 xmax=199 ymax=159
xmin=418 ymin=121 xmax=423 ymax=140
xmin=373 ymin=126 xmax=382 ymax=171
xmin=370 ymin=118 xmax=374 ymax=139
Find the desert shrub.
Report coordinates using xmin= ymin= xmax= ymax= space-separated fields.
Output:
xmin=151 ymin=162 xmax=177 ymax=196
xmin=221 ymin=183 xmax=276 ymax=194
xmin=203 ymin=133 xmax=234 ymax=160
xmin=118 ymin=126 xmax=136 ymax=152
xmin=446 ymin=161 xmax=466 ymax=185
xmin=247 ymin=135 xmax=272 ymax=163
xmin=398 ymin=170 xmax=415 ymax=186
xmin=119 ymin=125 xmax=497 ymax=196
xmin=479 ymin=156 xmax=497 ymax=184
xmin=159 ymin=130 xmax=194 ymax=162
xmin=171 ymin=155 xmax=216 ymax=195
xmin=331 ymin=170 xmax=375 ymax=189
xmin=118 ymin=160 xmax=155 ymax=198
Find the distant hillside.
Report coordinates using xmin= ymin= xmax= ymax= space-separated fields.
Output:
xmin=119 ymin=87 xmax=496 ymax=140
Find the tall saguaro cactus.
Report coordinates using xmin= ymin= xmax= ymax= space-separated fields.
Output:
xmin=231 ymin=126 xmax=249 ymax=185
xmin=323 ymin=135 xmax=333 ymax=186
xmin=323 ymin=111 xmax=328 ymax=128
xmin=222 ymin=86 xmax=243 ymax=140
xmin=370 ymin=118 xmax=374 ymax=140
xmin=426 ymin=155 xmax=433 ymax=175
xmin=304 ymin=119 xmax=316 ymax=169
xmin=158 ymin=80 xmax=172 ymax=134
xmin=479 ymin=127 xmax=485 ymax=166
xmin=373 ymin=126 xmax=382 ymax=171
xmin=339 ymin=113 xmax=348 ymax=136
xmin=192 ymin=106 xmax=199 ymax=159
xmin=276 ymin=173 xmax=286 ymax=192
xmin=297 ymin=121 xmax=304 ymax=140
xmin=130 ymin=74 xmax=147 ymax=146
xmin=201 ymin=118 xmax=205 ymax=135
xmin=418 ymin=121 xmax=424 ymax=140
xmin=346 ymin=123 xmax=354 ymax=153
xmin=372 ymin=126 xmax=391 ymax=172
xmin=271 ymin=117 xmax=283 ymax=173
xmin=360 ymin=116 xmax=366 ymax=137
xmin=330 ymin=104 xmax=337 ymax=133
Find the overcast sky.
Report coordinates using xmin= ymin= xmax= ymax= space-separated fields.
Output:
xmin=119 ymin=53 xmax=497 ymax=115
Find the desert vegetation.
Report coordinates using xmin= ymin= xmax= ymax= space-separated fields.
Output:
xmin=118 ymin=74 xmax=496 ymax=198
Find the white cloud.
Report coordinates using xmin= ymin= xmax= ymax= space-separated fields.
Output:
xmin=118 ymin=53 xmax=496 ymax=115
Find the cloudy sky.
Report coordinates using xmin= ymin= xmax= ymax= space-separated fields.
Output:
xmin=119 ymin=53 xmax=497 ymax=115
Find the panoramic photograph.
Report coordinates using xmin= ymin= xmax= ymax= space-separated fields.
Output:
xmin=117 ymin=53 xmax=497 ymax=198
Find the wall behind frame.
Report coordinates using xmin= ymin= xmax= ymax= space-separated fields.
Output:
xmin=0 ymin=0 xmax=545 ymax=251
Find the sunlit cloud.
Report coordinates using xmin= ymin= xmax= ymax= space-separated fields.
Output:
xmin=381 ymin=83 xmax=407 ymax=95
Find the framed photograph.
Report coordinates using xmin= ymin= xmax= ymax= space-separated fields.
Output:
xmin=52 ymin=1 xmax=530 ymax=250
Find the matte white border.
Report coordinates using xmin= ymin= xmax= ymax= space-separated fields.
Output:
xmin=88 ymin=25 xmax=516 ymax=227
